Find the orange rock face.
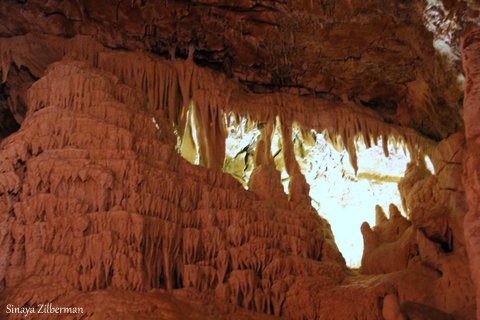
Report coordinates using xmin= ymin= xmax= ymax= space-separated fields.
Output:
xmin=462 ymin=27 xmax=480 ymax=320
xmin=1 ymin=41 xmax=347 ymax=319
xmin=0 ymin=2 xmax=478 ymax=320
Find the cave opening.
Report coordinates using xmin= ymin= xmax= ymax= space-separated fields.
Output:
xmin=175 ymin=109 xmax=436 ymax=267
xmin=293 ymin=129 xmax=411 ymax=267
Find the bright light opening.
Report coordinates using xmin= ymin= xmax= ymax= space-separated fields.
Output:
xmin=224 ymin=114 xmax=261 ymax=187
xmin=223 ymin=115 xmax=290 ymax=192
xmin=271 ymin=117 xmax=290 ymax=194
xmin=292 ymin=126 xmax=411 ymax=267
xmin=177 ymin=112 xmax=413 ymax=268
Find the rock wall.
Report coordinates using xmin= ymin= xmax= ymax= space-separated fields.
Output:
xmin=462 ymin=27 xmax=480 ymax=320
xmin=360 ymin=133 xmax=476 ymax=319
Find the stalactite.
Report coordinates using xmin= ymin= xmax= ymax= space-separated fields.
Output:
xmin=0 ymin=31 xmax=466 ymax=320
xmin=0 ymin=34 xmax=437 ymax=179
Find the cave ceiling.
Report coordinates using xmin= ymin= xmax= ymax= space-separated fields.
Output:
xmin=0 ymin=0 xmax=479 ymax=141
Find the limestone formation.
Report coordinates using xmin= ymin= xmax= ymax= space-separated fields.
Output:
xmin=0 ymin=1 xmax=478 ymax=320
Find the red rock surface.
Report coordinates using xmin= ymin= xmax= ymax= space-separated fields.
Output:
xmin=0 ymin=2 xmax=478 ymax=320
xmin=462 ymin=27 xmax=480 ymax=320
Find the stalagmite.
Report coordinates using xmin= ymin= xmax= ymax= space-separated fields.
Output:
xmin=248 ymin=120 xmax=287 ymax=202
xmin=375 ymin=205 xmax=388 ymax=226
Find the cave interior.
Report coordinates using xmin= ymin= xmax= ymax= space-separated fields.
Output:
xmin=0 ymin=0 xmax=480 ymax=319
